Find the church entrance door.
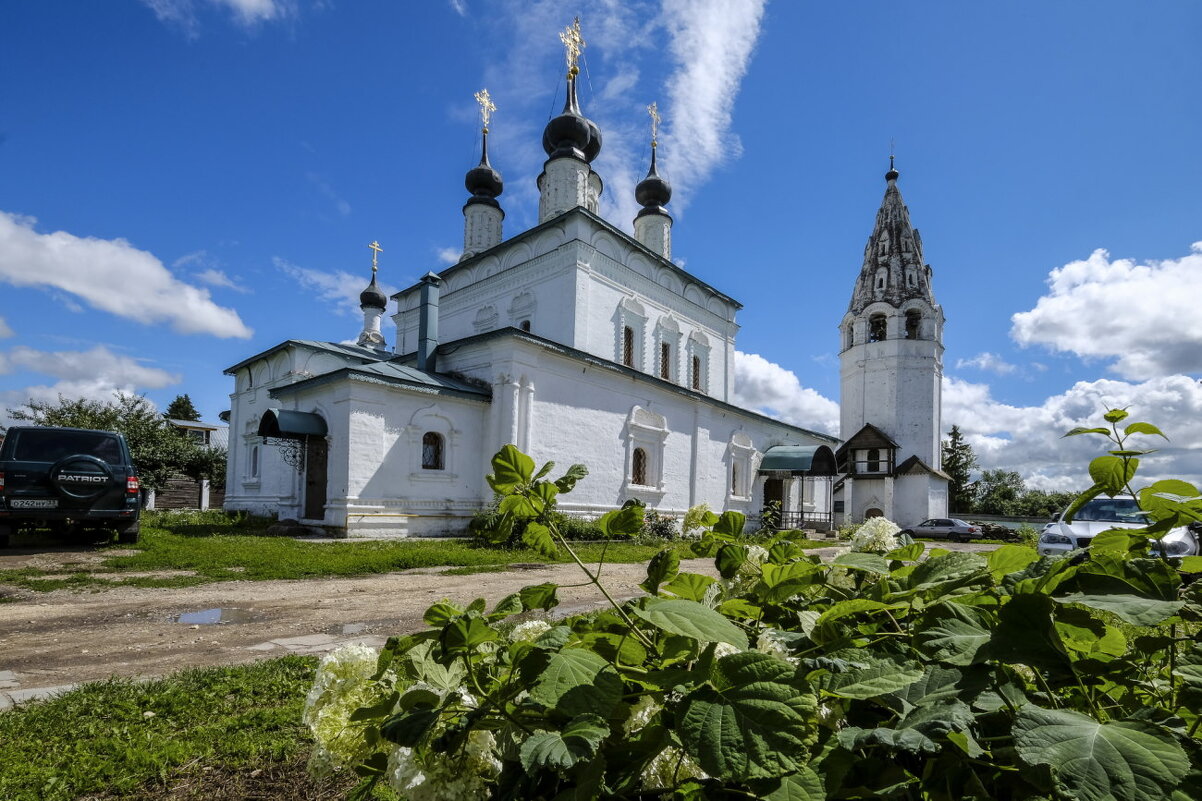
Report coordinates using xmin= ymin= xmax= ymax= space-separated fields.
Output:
xmin=304 ymin=437 xmax=328 ymax=521
xmin=762 ymin=478 xmax=784 ymax=528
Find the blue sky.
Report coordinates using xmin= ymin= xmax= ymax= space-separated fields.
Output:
xmin=1 ymin=0 xmax=1199 ymax=489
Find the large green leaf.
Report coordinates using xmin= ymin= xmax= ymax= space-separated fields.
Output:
xmin=522 ymin=521 xmax=557 ymax=558
xmin=815 ymin=598 xmax=906 ymax=628
xmin=987 ymin=545 xmax=1039 ymax=581
xmin=1174 ymin=643 xmax=1202 ymax=690
xmin=1013 ymin=706 xmax=1190 ymax=801
xmin=713 ymin=510 xmax=747 ymax=539
xmin=380 ymin=707 xmax=440 ymax=748
xmin=678 ymin=652 xmax=818 ymax=781
xmin=917 ymin=614 xmax=992 ymax=666
xmin=553 ymin=463 xmax=588 ymax=493
xmin=832 ymin=552 xmax=891 ymax=575
xmin=901 ymin=550 xmax=989 ymax=596
xmin=1089 ymin=455 xmax=1137 ymax=496
xmin=838 ymin=724 xmax=938 ymax=754
xmin=716 ymin=544 xmax=749 ymax=579
xmin=490 ymin=444 xmax=535 ymax=492
xmin=763 ymin=768 xmax=825 ymax=801
xmin=664 ymin=572 xmax=717 ymax=602
xmin=992 ymin=593 xmax=1071 ymax=672
xmin=1124 ymin=421 xmax=1167 ymax=439
xmin=519 ymin=582 xmax=559 ymax=611
xmin=529 ymin=648 xmax=611 ymax=709
xmin=640 ymin=547 xmax=681 ymax=595
xmin=1054 ymin=593 xmax=1183 ymax=626
xmin=439 ymin=615 xmax=498 ymax=655
xmin=519 ymin=713 xmax=609 ymax=772
xmin=633 ymin=599 xmax=750 ymax=648
xmin=821 ymin=655 xmax=925 ymax=699
xmin=596 ymin=504 xmax=644 ymax=538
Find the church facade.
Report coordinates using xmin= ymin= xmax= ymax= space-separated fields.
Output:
xmin=221 ymin=25 xmax=947 ymax=536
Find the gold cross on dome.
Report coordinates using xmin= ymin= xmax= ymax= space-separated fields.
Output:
xmin=559 ymin=17 xmax=585 ymax=77
xmin=368 ymin=240 xmax=383 ymax=274
xmin=474 ymin=89 xmax=495 ymax=132
xmin=648 ymin=102 xmax=661 ymax=147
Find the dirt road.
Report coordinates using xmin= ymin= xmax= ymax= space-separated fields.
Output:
xmin=0 ymin=540 xmax=1001 ymax=702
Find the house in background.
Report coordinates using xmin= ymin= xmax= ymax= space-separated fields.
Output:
xmin=146 ymin=419 xmax=230 ymax=511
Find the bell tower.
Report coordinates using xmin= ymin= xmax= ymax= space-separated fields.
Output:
xmin=838 ymin=161 xmax=947 ymax=524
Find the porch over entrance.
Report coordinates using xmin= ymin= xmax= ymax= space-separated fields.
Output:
xmin=758 ymin=444 xmax=837 ymax=531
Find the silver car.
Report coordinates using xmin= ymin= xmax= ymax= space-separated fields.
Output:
xmin=1038 ymin=496 xmax=1200 ymax=557
xmin=901 ymin=518 xmax=983 ymax=543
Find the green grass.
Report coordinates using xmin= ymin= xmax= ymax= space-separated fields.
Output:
xmin=0 ymin=522 xmax=702 ymax=592
xmin=0 ymin=656 xmax=386 ymax=801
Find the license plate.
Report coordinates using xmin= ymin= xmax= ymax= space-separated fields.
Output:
xmin=9 ymin=498 xmax=59 ymax=509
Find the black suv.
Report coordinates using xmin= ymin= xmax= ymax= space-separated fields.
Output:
xmin=0 ymin=426 xmax=141 ymax=547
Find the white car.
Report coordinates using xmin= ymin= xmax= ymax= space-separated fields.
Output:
xmin=1037 ymin=496 xmax=1200 ymax=558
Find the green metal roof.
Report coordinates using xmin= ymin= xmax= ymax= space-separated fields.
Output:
xmin=759 ymin=444 xmax=838 ymax=475
xmin=257 ymin=409 xmax=328 ymax=439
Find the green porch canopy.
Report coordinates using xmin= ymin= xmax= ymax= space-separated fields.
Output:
xmin=257 ymin=409 xmax=327 ymax=440
xmin=758 ymin=444 xmax=837 ymax=476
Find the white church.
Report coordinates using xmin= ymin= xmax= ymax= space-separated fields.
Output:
xmin=222 ymin=24 xmax=948 ymax=537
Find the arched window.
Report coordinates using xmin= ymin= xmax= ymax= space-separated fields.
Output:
xmin=632 ymin=447 xmax=648 ymax=486
xmin=843 ymin=326 xmax=853 ymax=350
xmin=249 ymin=445 xmax=259 ymax=478
xmin=691 ymin=355 xmax=702 ymax=390
xmin=623 ymin=326 xmax=635 ymax=367
xmin=905 ymin=310 xmax=921 ymax=339
xmin=869 ymin=314 xmax=887 ymax=342
xmin=520 ymin=319 xmax=531 ymax=332
xmin=731 ymin=463 xmax=739 ymax=494
xmin=422 ymin=432 xmax=445 ymax=470
xmin=867 ymin=448 xmax=881 ymax=472
xmin=660 ymin=342 xmax=671 ymax=379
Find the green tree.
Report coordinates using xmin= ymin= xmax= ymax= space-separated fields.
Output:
xmin=1014 ymin=488 xmax=1078 ymax=519
xmin=8 ymin=392 xmax=201 ymax=492
xmin=971 ymin=468 xmax=1027 ymax=515
xmin=163 ymin=393 xmax=202 ymax=422
xmin=940 ymin=425 xmax=978 ymax=513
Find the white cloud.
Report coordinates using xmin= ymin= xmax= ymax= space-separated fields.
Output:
xmin=448 ymin=0 xmax=467 ymax=16
xmin=942 ymin=374 xmax=1202 ymax=491
xmin=732 ymin=350 xmax=840 ymax=435
xmin=307 ymin=172 xmax=352 ymax=218
xmin=275 ymin=256 xmax=397 ymax=317
xmin=659 ymin=0 xmax=766 ymax=213
xmin=140 ymin=0 xmax=293 ymax=34
xmin=195 ymin=268 xmax=251 ymax=293
xmin=0 ymin=345 xmax=181 ymax=426
xmin=0 ymin=212 xmax=252 ymax=339
xmin=0 ymin=317 xmax=11 ymax=338
xmin=435 ymin=246 xmax=461 ymax=265
xmin=1011 ymin=242 xmax=1202 ymax=380
xmin=955 ymin=352 xmax=1017 ymax=375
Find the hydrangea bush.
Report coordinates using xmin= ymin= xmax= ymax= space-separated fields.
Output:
xmin=309 ymin=414 xmax=1202 ymax=800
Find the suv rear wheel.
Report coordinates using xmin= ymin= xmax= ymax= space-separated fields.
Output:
xmin=115 ymin=522 xmax=140 ymax=544
xmin=0 ymin=524 xmax=10 ymax=548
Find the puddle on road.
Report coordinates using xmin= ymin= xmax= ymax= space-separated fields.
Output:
xmin=174 ymin=608 xmax=262 ymax=625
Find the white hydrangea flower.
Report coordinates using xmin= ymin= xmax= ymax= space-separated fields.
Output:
xmin=849 ymin=517 xmax=902 ymax=554
xmin=641 ymin=746 xmax=709 ymax=790
xmin=508 ymin=619 xmax=553 ymax=643
xmin=713 ymin=641 xmax=742 ymax=659
xmin=623 ymin=694 xmax=663 ymax=734
xmin=755 ymin=628 xmax=797 ymax=663
xmin=387 ymin=731 xmax=500 ymax=801
xmin=304 ymin=643 xmax=386 ymax=771
xmin=745 ymin=544 xmax=770 ymax=565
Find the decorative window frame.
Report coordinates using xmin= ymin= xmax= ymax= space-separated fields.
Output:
xmin=654 ymin=315 xmax=682 ymax=384
xmin=404 ymin=404 xmax=460 ymax=482
xmin=686 ymin=331 xmax=710 ymax=395
xmin=507 ymin=291 xmax=537 ymax=329
xmin=241 ymin=415 xmax=262 ymax=488
xmin=727 ymin=431 xmax=757 ymax=502
xmin=615 ymin=297 xmax=647 ymax=372
xmin=473 ymin=305 xmax=499 ymax=333
xmin=624 ymin=405 xmax=668 ymax=499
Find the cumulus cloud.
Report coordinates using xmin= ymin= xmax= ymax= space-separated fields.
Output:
xmin=475 ymin=0 xmax=764 ymax=232
xmin=275 ymin=256 xmax=398 ymax=317
xmin=942 ymin=374 xmax=1202 ymax=491
xmin=0 ymin=345 xmax=181 ymax=425
xmin=435 ymin=246 xmax=461 ymax=265
xmin=955 ymin=352 xmax=1017 ymax=375
xmin=1011 ymin=242 xmax=1202 ymax=380
xmin=732 ymin=350 xmax=840 ymax=435
xmin=659 ymin=0 xmax=766 ymax=212
xmin=0 ymin=212 xmax=252 ymax=338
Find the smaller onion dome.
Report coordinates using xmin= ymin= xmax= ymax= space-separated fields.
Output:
xmin=359 ymin=276 xmax=386 ymax=310
xmin=635 ymin=145 xmax=671 ymax=216
xmin=885 ymin=154 xmax=899 ymax=182
xmin=542 ymin=75 xmax=601 ymax=163
xmin=465 ymin=130 xmax=503 ymax=207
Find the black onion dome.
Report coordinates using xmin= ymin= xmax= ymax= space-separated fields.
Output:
xmin=635 ymin=147 xmax=671 ymax=215
xmin=886 ymin=166 xmax=900 ymax=182
xmin=359 ymin=276 xmax=386 ymax=310
xmin=465 ymin=131 xmax=503 ymax=207
xmin=542 ymin=76 xmax=600 ymax=162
